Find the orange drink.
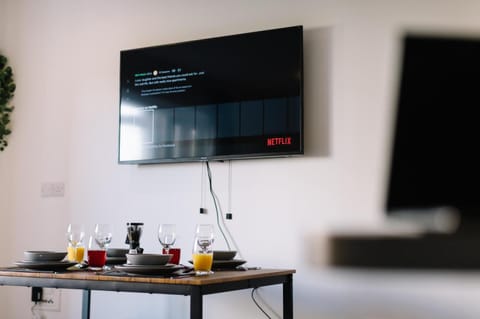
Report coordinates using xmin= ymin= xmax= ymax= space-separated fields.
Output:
xmin=192 ymin=253 xmax=213 ymax=272
xmin=67 ymin=246 xmax=85 ymax=263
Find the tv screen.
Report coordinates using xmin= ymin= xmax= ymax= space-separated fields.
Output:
xmin=386 ymin=34 xmax=480 ymax=231
xmin=118 ymin=26 xmax=303 ymax=164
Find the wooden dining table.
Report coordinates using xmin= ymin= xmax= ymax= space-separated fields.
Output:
xmin=0 ymin=267 xmax=295 ymax=319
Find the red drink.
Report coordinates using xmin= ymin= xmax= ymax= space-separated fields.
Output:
xmin=162 ymin=248 xmax=181 ymax=264
xmin=88 ymin=250 xmax=106 ymax=267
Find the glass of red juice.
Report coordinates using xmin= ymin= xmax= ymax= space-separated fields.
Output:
xmin=163 ymin=248 xmax=181 ymax=264
xmin=88 ymin=250 xmax=106 ymax=268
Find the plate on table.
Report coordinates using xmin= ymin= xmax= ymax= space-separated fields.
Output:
xmin=188 ymin=259 xmax=247 ymax=269
xmin=213 ymin=250 xmax=237 ymax=261
xmin=14 ymin=260 xmax=77 ymax=271
xmin=114 ymin=264 xmax=183 ymax=275
xmin=23 ymin=251 xmax=67 ymax=262
xmin=106 ymin=248 xmax=129 ymax=258
xmin=212 ymin=259 xmax=247 ymax=269
xmin=106 ymin=257 xmax=127 ymax=265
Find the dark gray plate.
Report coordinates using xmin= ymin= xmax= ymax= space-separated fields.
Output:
xmin=106 ymin=257 xmax=127 ymax=265
xmin=15 ymin=260 xmax=77 ymax=271
xmin=188 ymin=259 xmax=247 ymax=269
xmin=114 ymin=264 xmax=183 ymax=275
xmin=213 ymin=250 xmax=237 ymax=261
xmin=23 ymin=251 xmax=67 ymax=262
xmin=106 ymin=248 xmax=129 ymax=258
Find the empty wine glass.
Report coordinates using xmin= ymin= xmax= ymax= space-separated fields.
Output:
xmin=195 ymin=224 xmax=214 ymax=251
xmin=94 ymin=224 xmax=113 ymax=249
xmin=158 ymin=224 xmax=176 ymax=254
xmin=192 ymin=224 xmax=215 ymax=275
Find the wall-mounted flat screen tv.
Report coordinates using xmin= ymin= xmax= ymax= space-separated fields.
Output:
xmin=118 ymin=26 xmax=303 ymax=164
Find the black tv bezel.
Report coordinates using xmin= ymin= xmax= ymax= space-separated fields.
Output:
xmin=117 ymin=26 xmax=304 ymax=165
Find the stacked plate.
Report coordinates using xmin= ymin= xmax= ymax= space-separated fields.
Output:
xmin=15 ymin=251 xmax=76 ymax=270
xmin=115 ymin=253 xmax=182 ymax=275
xmin=188 ymin=251 xmax=247 ymax=269
xmin=106 ymin=248 xmax=129 ymax=265
xmin=125 ymin=253 xmax=172 ymax=265
xmin=211 ymin=250 xmax=246 ymax=269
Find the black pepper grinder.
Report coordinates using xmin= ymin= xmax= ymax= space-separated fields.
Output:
xmin=125 ymin=222 xmax=144 ymax=254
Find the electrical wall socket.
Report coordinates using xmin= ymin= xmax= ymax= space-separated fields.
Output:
xmin=41 ymin=182 xmax=65 ymax=197
xmin=37 ymin=288 xmax=61 ymax=312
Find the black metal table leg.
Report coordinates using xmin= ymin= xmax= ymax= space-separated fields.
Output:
xmin=191 ymin=286 xmax=203 ymax=319
xmin=283 ymin=274 xmax=293 ymax=319
xmin=82 ymin=290 xmax=91 ymax=319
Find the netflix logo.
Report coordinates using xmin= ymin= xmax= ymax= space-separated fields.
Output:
xmin=267 ymin=136 xmax=292 ymax=147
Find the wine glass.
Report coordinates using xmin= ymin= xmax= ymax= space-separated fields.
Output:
xmin=158 ymin=224 xmax=176 ymax=254
xmin=67 ymin=224 xmax=85 ymax=246
xmin=195 ymin=224 xmax=214 ymax=251
xmin=94 ymin=224 xmax=113 ymax=249
xmin=192 ymin=224 xmax=215 ymax=275
xmin=66 ymin=224 xmax=85 ymax=262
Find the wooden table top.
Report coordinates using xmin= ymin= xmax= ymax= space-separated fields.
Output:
xmin=0 ymin=268 xmax=295 ymax=286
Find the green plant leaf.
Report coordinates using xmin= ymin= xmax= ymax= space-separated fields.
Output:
xmin=0 ymin=54 xmax=15 ymax=151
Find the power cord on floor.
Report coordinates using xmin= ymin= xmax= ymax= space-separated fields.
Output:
xmin=204 ymin=162 xmax=278 ymax=318
xmin=251 ymin=288 xmax=282 ymax=319
xmin=251 ymin=288 xmax=272 ymax=319
xmin=31 ymin=302 xmax=42 ymax=319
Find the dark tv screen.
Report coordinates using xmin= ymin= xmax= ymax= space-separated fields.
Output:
xmin=386 ymin=34 xmax=480 ymax=222
xmin=118 ymin=26 xmax=303 ymax=164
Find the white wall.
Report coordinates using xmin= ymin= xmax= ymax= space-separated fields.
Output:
xmin=3 ymin=0 xmax=480 ymax=318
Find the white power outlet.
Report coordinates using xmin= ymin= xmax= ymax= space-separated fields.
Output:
xmin=41 ymin=182 xmax=65 ymax=197
xmin=37 ymin=288 xmax=61 ymax=312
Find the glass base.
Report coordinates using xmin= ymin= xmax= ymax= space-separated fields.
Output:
xmin=194 ymin=270 xmax=214 ymax=276
xmin=89 ymin=265 xmax=110 ymax=271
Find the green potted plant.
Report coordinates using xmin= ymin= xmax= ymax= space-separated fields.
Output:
xmin=0 ymin=54 xmax=15 ymax=151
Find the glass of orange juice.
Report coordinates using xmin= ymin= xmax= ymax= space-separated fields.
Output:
xmin=67 ymin=244 xmax=85 ymax=263
xmin=192 ymin=224 xmax=214 ymax=275
xmin=192 ymin=251 xmax=213 ymax=273
xmin=66 ymin=224 xmax=85 ymax=263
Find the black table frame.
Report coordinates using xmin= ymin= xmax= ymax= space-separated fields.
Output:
xmin=0 ymin=270 xmax=294 ymax=319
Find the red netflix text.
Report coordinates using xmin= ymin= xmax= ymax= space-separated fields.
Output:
xmin=267 ymin=137 xmax=292 ymax=147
